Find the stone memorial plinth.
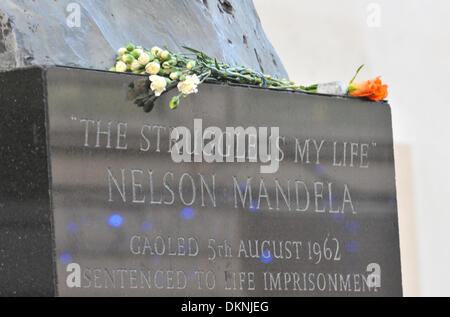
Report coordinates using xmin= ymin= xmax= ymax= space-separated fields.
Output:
xmin=0 ymin=66 xmax=402 ymax=296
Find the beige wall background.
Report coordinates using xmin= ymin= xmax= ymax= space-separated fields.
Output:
xmin=255 ymin=0 xmax=450 ymax=297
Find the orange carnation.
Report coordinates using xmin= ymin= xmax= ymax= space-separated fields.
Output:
xmin=348 ymin=77 xmax=388 ymax=101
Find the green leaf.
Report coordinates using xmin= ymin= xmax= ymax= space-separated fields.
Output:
xmin=182 ymin=46 xmax=203 ymax=55
xmin=182 ymin=46 xmax=213 ymax=60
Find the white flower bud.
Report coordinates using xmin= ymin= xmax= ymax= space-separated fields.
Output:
xmin=159 ymin=50 xmax=170 ymax=61
xmin=169 ymin=72 xmax=179 ymax=80
xmin=118 ymin=47 xmax=127 ymax=56
xmin=145 ymin=62 xmax=161 ymax=75
xmin=186 ymin=60 xmax=196 ymax=70
xmin=115 ymin=61 xmax=127 ymax=72
xmin=138 ymin=53 xmax=151 ymax=65
xmin=149 ymin=75 xmax=167 ymax=97
xmin=131 ymin=60 xmax=142 ymax=71
xmin=151 ymin=46 xmax=162 ymax=57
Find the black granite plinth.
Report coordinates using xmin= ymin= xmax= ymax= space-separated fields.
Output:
xmin=0 ymin=66 xmax=402 ymax=297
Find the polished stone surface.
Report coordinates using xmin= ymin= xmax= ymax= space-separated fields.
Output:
xmin=0 ymin=66 xmax=402 ymax=296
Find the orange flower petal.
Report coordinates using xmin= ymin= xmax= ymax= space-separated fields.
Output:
xmin=349 ymin=77 xmax=388 ymax=101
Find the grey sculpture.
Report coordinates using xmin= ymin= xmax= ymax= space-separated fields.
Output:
xmin=0 ymin=0 xmax=288 ymax=78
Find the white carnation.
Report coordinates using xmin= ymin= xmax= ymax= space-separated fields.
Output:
xmin=151 ymin=46 xmax=162 ymax=56
xmin=131 ymin=60 xmax=142 ymax=71
xmin=138 ymin=53 xmax=151 ymax=65
xmin=177 ymin=74 xmax=200 ymax=95
xmin=145 ymin=62 xmax=161 ymax=75
xmin=169 ymin=72 xmax=179 ymax=80
xmin=159 ymin=50 xmax=170 ymax=60
xmin=149 ymin=75 xmax=167 ymax=97
xmin=122 ymin=54 xmax=134 ymax=63
xmin=115 ymin=61 xmax=127 ymax=72
xmin=118 ymin=47 xmax=127 ymax=56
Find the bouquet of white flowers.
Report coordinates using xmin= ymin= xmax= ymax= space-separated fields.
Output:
xmin=111 ymin=43 xmax=388 ymax=112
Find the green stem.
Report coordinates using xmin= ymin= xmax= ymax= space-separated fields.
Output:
xmin=350 ymin=64 xmax=364 ymax=84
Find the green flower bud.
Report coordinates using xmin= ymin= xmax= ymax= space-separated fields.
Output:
xmin=179 ymin=74 xmax=186 ymax=81
xmin=131 ymin=49 xmax=141 ymax=59
xmin=168 ymin=58 xmax=177 ymax=66
xmin=122 ymin=54 xmax=135 ymax=64
xmin=165 ymin=78 xmax=172 ymax=86
xmin=158 ymin=69 xmax=165 ymax=76
xmin=169 ymin=96 xmax=180 ymax=110
xmin=126 ymin=43 xmax=135 ymax=52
